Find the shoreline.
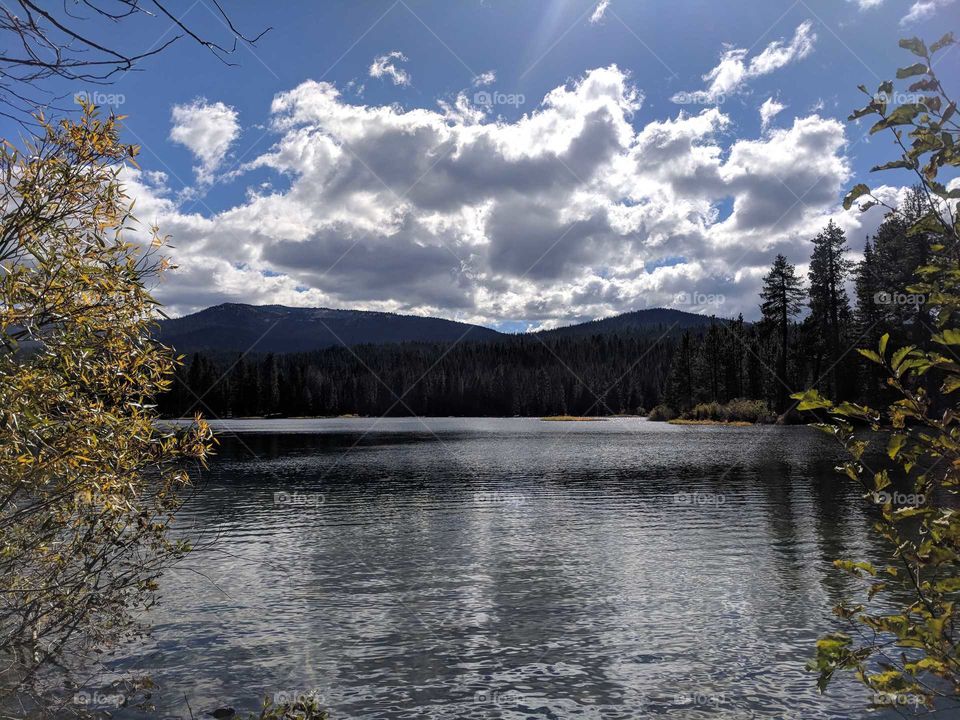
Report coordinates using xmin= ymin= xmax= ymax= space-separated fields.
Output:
xmin=667 ymin=418 xmax=757 ymax=427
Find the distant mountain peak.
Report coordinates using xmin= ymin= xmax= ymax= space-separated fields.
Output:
xmin=157 ymin=303 xmax=725 ymax=355
xmin=157 ymin=303 xmax=502 ymax=355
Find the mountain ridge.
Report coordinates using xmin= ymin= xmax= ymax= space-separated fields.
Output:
xmin=157 ymin=303 xmax=723 ymax=355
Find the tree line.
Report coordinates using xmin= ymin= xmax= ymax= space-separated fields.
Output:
xmin=661 ymin=186 xmax=935 ymax=418
xmin=158 ymin=331 xmax=677 ymax=418
xmin=160 ymin=188 xmax=933 ymax=421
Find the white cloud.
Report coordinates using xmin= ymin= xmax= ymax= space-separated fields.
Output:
xmin=169 ymin=99 xmax=240 ymax=184
xmin=369 ymin=50 xmax=411 ymax=86
xmin=590 ymin=0 xmax=611 ymax=24
xmin=672 ymin=21 xmax=816 ymax=104
xmin=847 ymin=0 xmax=883 ymax=9
xmin=133 ymin=66 xmax=867 ymax=325
xmin=901 ymin=0 xmax=956 ymax=24
xmin=759 ymin=97 xmax=786 ymax=130
xmin=473 ymin=70 xmax=497 ymax=87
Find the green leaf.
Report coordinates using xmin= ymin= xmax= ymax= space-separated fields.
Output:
xmin=930 ymin=32 xmax=955 ymax=53
xmin=872 ymin=159 xmax=913 ymax=172
xmin=896 ymin=62 xmax=928 ymax=79
xmin=816 ymin=632 xmax=852 ymax=653
xmin=934 ymin=329 xmax=960 ymax=345
xmin=909 ymin=78 xmax=939 ymax=92
xmin=792 ymin=389 xmax=833 ymax=411
xmin=834 ymin=559 xmax=877 ymax=577
xmin=887 ymin=434 xmax=907 ymax=459
xmin=849 ymin=105 xmax=879 ymax=121
xmin=943 ymin=375 xmax=960 ymax=394
xmin=891 ymin=345 xmax=915 ymax=371
xmin=942 ymin=102 xmax=957 ymax=128
xmin=843 ymin=184 xmax=871 ymax=210
xmin=870 ymin=104 xmax=924 ymax=133
xmin=879 ymin=333 xmax=889 ymax=357
xmin=899 ymin=37 xmax=928 ymax=57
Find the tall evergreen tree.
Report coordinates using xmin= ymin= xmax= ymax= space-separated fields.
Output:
xmin=854 ymin=239 xmax=886 ymax=403
xmin=807 ymin=220 xmax=855 ymax=398
xmin=664 ymin=331 xmax=695 ymax=411
xmin=760 ymin=254 xmax=805 ymax=411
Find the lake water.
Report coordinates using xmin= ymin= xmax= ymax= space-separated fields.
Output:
xmin=98 ymin=418 xmax=911 ymax=719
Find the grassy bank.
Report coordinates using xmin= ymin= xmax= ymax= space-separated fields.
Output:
xmin=648 ymin=399 xmax=777 ymax=424
xmin=667 ymin=418 xmax=754 ymax=427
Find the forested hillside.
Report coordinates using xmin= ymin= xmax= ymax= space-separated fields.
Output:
xmin=157 ymin=303 xmax=502 ymax=354
xmin=158 ymin=188 xmax=934 ymax=420
xmin=659 ymin=187 xmax=935 ymax=419
xmin=158 ymin=328 xmax=688 ymax=417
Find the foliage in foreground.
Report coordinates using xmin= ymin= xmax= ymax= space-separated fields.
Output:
xmin=204 ymin=696 xmax=329 ymax=720
xmin=796 ymin=32 xmax=960 ymax=709
xmin=0 ymin=105 xmax=212 ymax=700
xmin=252 ymin=697 xmax=329 ymax=719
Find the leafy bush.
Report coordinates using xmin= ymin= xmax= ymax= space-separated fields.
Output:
xmin=0 ymin=104 xmax=213 ymax=700
xmin=679 ymin=398 xmax=775 ymax=423
xmin=797 ymin=31 xmax=960 ymax=710
xmin=647 ymin=404 xmax=677 ymax=421
xmin=253 ymin=697 xmax=329 ymax=719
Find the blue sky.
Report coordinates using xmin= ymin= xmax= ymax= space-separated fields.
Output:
xmin=8 ymin=0 xmax=956 ymax=328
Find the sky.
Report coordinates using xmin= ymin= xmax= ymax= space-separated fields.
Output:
xmin=9 ymin=0 xmax=958 ymax=329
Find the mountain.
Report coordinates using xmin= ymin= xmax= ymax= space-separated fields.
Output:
xmin=537 ymin=308 xmax=722 ymax=338
xmin=156 ymin=304 xmax=726 ymax=355
xmin=156 ymin=303 xmax=503 ymax=354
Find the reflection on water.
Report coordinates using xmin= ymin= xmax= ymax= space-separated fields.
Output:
xmin=103 ymin=418 xmax=905 ymax=718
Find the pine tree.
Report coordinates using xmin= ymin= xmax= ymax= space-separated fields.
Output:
xmin=854 ymin=239 xmax=886 ymax=403
xmin=808 ymin=220 xmax=855 ymax=398
xmin=664 ymin=331 xmax=694 ymax=411
xmin=760 ymin=254 xmax=805 ymax=411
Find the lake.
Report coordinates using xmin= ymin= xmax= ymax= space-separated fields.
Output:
xmin=96 ymin=418 xmax=907 ymax=719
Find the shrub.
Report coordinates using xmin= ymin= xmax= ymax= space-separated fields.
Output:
xmin=679 ymin=398 xmax=775 ymax=423
xmin=0 ymin=104 xmax=213 ymax=700
xmin=647 ymin=404 xmax=677 ymax=421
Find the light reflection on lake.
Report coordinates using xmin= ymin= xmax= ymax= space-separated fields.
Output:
xmin=106 ymin=418 xmax=912 ymax=719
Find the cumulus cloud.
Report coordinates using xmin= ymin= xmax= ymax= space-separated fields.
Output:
xmin=901 ymin=0 xmax=956 ymax=24
xmin=590 ymin=0 xmax=611 ymax=24
xmin=131 ymin=65 xmax=872 ymax=325
xmin=847 ymin=0 xmax=883 ymax=8
xmin=759 ymin=97 xmax=786 ymax=130
xmin=369 ymin=51 xmax=411 ymax=86
xmin=473 ymin=70 xmax=496 ymax=87
xmin=672 ymin=22 xmax=816 ymax=104
xmin=169 ymin=99 xmax=240 ymax=184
